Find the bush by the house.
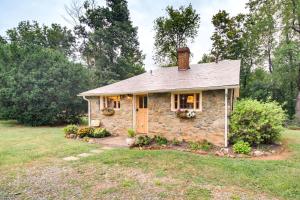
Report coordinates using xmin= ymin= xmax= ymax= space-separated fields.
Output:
xmin=171 ymin=138 xmax=181 ymax=146
xmin=63 ymin=124 xmax=78 ymax=136
xmin=233 ymin=141 xmax=252 ymax=154
xmin=135 ymin=135 xmax=152 ymax=146
xmin=127 ymin=128 xmax=136 ymax=138
xmin=91 ymin=128 xmax=111 ymax=138
xmin=154 ymin=135 xmax=168 ymax=145
xmin=188 ymin=140 xmax=212 ymax=151
xmin=77 ymin=127 xmax=94 ymax=138
xmin=229 ymin=99 xmax=286 ymax=146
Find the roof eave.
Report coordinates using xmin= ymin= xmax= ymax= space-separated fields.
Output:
xmin=77 ymin=84 xmax=240 ymax=96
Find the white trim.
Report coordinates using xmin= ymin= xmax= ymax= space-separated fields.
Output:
xmin=132 ymin=95 xmax=136 ymax=131
xmin=171 ymin=91 xmax=202 ymax=111
xmin=224 ymin=88 xmax=228 ymax=147
xmin=83 ymin=96 xmax=91 ymax=126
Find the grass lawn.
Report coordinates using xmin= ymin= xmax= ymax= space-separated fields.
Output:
xmin=0 ymin=120 xmax=300 ymax=199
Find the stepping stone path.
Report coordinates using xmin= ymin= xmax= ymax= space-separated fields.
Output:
xmin=63 ymin=146 xmax=113 ymax=161
xmin=63 ymin=156 xmax=79 ymax=161
xmin=78 ymin=153 xmax=93 ymax=157
xmin=90 ymin=149 xmax=104 ymax=154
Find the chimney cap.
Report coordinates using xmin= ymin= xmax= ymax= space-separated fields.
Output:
xmin=177 ymin=47 xmax=190 ymax=53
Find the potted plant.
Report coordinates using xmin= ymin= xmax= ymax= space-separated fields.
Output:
xmin=126 ymin=128 xmax=136 ymax=146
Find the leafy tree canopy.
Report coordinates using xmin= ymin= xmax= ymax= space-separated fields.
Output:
xmin=153 ymin=4 xmax=200 ymax=66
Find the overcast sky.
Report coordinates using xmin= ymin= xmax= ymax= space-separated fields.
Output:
xmin=0 ymin=0 xmax=248 ymax=70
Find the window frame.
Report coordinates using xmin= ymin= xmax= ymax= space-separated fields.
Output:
xmin=171 ymin=91 xmax=202 ymax=111
xmin=101 ymin=95 xmax=121 ymax=110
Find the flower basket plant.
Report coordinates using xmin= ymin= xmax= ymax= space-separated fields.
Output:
xmin=176 ymin=109 xmax=196 ymax=119
xmin=102 ymin=108 xmax=115 ymax=116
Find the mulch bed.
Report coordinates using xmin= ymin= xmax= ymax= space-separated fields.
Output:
xmin=133 ymin=142 xmax=288 ymax=159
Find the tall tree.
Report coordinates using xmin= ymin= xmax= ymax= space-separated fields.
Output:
xmin=153 ymin=4 xmax=200 ymax=66
xmin=0 ymin=22 xmax=91 ymax=125
xmin=6 ymin=21 xmax=75 ymax=56
xmin=75 ymin=0 xmax=145 ymax=86
xmin=209 ymin=10 xmax=245 ymax=62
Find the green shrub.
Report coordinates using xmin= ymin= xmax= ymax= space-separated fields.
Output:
xmin=77 ymin=127 xmax=94 ymax=138
xmin=154 ymin=135 xmax=168 ymax=145
xmin=188 ymin=140 xmax=212 ymax=151
xmin=79 ymin=116 xmax=89 ymax=126
xmin=135 ymin=135 xmax=152 ymax=146
xmin=91 ymin=128 xmax=111 ymax=138
xmin=63 ymin=124 xmax=78 ymax=136
xmin=171 ymin=138 xmax=181 ymax=146
xmin=127 ymin=128 xmax=136 ymax=138
xmin=230 ymin=99 xmax=286 ymax=146
xmin=233 ymin=141 xmax=252 ymax=154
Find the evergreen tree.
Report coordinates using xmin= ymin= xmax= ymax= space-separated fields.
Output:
xmin=76 ymin=0 xmax=145 ymax=86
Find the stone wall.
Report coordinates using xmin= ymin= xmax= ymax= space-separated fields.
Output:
xmin=88 ymin=95 xmax=133 ymax=135
xmin=148 ymin=90 xmax=231 ymax=146
xmin=87 ymin=89 xmax=233 ymax=146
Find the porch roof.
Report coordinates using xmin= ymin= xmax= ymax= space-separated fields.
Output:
xmin=78 ymin=60 xmax=240 ymax=96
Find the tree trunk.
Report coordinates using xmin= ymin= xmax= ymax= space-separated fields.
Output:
xmin=295 ymin=91 xmax=300 ymax=120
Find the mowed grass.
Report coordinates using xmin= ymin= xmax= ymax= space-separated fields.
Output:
xmin=0 ymin=120 xmax=97 ymax=168
xmin=0 ymin=120 xmax=300 ymax=199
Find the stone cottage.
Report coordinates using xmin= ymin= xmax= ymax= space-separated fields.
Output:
xmin=78 ymin=48 xmax=240 ymax=147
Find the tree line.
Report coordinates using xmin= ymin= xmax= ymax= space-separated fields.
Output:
xmin=0 ymin=0 xmax=299 ymax=125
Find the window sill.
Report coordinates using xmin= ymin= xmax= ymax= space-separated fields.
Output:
xmin=171 ymin=109 xmax=202 ymax=112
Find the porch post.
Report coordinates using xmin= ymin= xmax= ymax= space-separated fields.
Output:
xmin=224 ymin=88 xmax=228 ymax=147
xmin=83 ymin=96 xmax=91 ymax=126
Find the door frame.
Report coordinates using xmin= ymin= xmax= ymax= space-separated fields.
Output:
xmin=133 ymin=93 xmax=148 ymax=134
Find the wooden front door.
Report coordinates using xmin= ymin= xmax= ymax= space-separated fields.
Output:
xmin=136 ymin=95 xmax=148 ymax=133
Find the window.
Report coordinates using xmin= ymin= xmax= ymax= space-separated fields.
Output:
xmin=171 ymin=92 xmax=202 ymax=111
xmin=138 ymin=95 xmax=147 ymax=108
xmin=103 ymin=96 xmax=120 ymax=109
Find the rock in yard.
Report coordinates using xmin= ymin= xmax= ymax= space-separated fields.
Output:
xmin=69 ymin=134 xmax=76 ymax=139
xmin=215 ymin=151 xmax=225 ymax=157
xmin=220 ymin=148 xmax=229 ymax=154
xmin=253 ymin=150 xmax=264 ymax=157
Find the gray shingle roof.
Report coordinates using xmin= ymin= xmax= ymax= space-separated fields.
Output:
xmin=78 ymin=60 xmax=240 ymax=96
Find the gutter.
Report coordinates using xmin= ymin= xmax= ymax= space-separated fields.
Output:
xmin=82 ymin=96 xmax=91 ymax=126
xmin=224 ymin=88 xmax=228 ymax=147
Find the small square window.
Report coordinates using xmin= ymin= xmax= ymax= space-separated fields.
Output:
xmin=172 ymin=92 xmax=201 ymax=111
xmin=104 ymin=96 xmax=120 ymax=109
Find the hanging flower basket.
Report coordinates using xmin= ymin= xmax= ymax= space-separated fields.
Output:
xmin=102 ymin=108 xmax=115 ymax=116
xmin=176 ymin=109 xmax=196 ymax=119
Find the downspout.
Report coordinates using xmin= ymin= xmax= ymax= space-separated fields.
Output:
xmin=83 ymin=96 xmax=91 ymax=127
xmin=224 ymin=88 xmax=228 ymax=147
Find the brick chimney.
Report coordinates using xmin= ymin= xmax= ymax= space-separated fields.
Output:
xmin=177 ymin=47 xmax=190 ymax=71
